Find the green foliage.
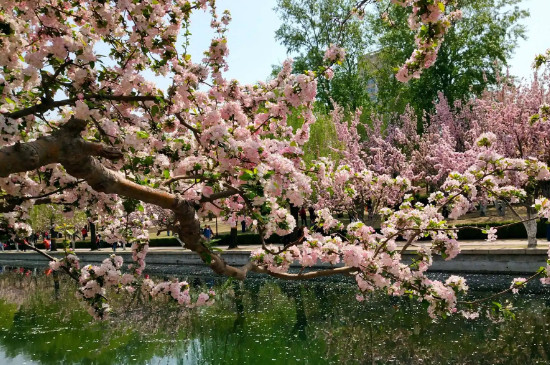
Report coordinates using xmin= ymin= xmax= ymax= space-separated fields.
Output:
xmin=287 ymin=107 xmax=343 ymax=164
xmin=455 ymin=220 xmax=548 ymax=240
xmin=367 ymin=0 xmax=529 ymax=118
xmin=29 ymin=205 xmax=87 ymax=234
xmin=274 ymin=0 xmax=375 ymax=110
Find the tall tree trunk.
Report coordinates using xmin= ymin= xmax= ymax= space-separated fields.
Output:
xmin=525 ymin=206 xmax=538 ymax=248
xmin=355 ymin=199 xmax=365 ymax=223
xmin=228 ymin=226 xmax=238 ymax=249
xmin=290 ymin=204 xmax=299 ymax=224
xmin=90 ymin=222 xmax=98 ymax=251
xmin=50 ymin=227 xmax=57 ymax=251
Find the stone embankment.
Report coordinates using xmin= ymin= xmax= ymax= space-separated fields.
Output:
xmin=0 ymin=239 xmax=548 ymax=274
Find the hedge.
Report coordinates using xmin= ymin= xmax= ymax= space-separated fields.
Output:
xmin=10 ymin=221 xmax=547 ymax=251
xmin=31 ymin=236 xmax=183 ymax=250
xmin=208 ymin=220 xmax=550 ymax=246
xmin=454 ymin=220 xmax=548 ymax=240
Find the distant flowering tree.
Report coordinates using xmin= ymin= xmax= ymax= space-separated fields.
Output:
xmin=454 ymin=75 xmax=550 ymax=247
xmin=1 ymin=0 xmax=548 ymax=321
xmin=337 ymin=72 xmax=550 ymax=247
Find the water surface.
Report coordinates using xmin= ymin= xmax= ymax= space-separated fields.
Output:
xmin=0 ymin=267 xmax=548 ymax=364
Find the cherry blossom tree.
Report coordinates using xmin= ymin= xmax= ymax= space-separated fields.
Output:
xmin=445 ymin=75 xmax=550 ymax=247
xmin=2 ymin=0 xmax=542 ymax=321
xmin=327 ymin=105 xmax=411 ymax=222
xmin=336 ymin=73 xmax=550 ymax=248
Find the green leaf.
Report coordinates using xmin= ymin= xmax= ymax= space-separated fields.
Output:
xmin=136 ymin=131 xmax=149 ymax=139
xmin=151 ymin=105 xmax=160 ymax=117
xmin=4 ymin=97 xmax=15 ymax=105
xmin=240 ymin=171 xmax=254 ymax=181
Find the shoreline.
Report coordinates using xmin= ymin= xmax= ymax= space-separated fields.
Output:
xmin=0 ymin=239 xmax=548 ymax=275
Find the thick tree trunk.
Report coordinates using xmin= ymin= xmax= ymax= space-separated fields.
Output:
xmin=509 ymin=202 xmax=538 ymax=249
xmin=290 ymin=204 xmax=299 ymax=224
xmin=354 ymin=199 xmax=365 ymax=223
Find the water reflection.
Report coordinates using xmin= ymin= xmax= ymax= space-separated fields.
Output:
xmin=0 ymin=267 xmax=548 ymax=364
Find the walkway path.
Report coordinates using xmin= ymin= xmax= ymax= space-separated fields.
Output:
xmin=1 ymin=238 xmax=549 ymax=255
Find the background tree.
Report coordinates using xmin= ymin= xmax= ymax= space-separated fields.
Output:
xmin=274 ymin=0 xmax=375 ymax=110
xmin=29 ymin=205 xmax=87 ymax=236
xmin=367 ymin=0 xmax=528 ymax=119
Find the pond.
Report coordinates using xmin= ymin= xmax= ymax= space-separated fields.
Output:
xmin=0 ymin=266 xmax=549 ymax=364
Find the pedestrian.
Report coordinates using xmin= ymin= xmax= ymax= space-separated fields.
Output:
xmin=0 ymin=241 xmax=4 ymax=252
xmin=112 ymin=241 xmax=117 ymax=252
xmin=299 ymin=207 xmax=307 ymax=226
xmin=30 ymin=232 xmax=37 ymax=246
xmin=241 ymin=220 xmax=246 ymax=233
xmin=203 ymin=225 xmax=213 ymax=243
xmin=81 ymin=226 xmax=88 ymax=240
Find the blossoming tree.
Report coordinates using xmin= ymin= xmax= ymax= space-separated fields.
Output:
xmin=2 ymin=0 xmax=543 ymax=321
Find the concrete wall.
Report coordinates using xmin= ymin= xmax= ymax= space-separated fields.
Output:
xmin=0 ymin=248 xmax=547 ymax=275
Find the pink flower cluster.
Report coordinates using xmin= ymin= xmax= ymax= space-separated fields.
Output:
xmin=324 ymin=44 xmax=346 ymax=63
xmin=150 ymin=280 xmax=215 ymax=307
xmin=392 ymin=1 xmax=462 ymax=82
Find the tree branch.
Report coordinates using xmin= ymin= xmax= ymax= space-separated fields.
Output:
xmin=251 ymin=265 xmax=357 ymax=280
xmin=4 ymin=94 xmax=161 ymax=120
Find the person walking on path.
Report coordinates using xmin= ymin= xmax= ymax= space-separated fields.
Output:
xmin=241 ymin=220 xmax=246 ymax=233
xmin=29 ymin=232 xmax=37 ymax=247
xmin=203 ymin=225 xmax=213 ymax=243
xmin=43 ymin=238 xmax=50 ymax=250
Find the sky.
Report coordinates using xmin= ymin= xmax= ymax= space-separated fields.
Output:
xmin=186 ymin=0 xmax=550 ymax=84
xmin=508 ymin=0 xmax=550 ymax=80
xmin=187 ymin=0 xmax=286 ymax=85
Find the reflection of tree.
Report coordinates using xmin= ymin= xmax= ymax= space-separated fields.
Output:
xmin=0 ymin=273 xmax=194 ymax=365
xmin=1 ymin=272 xmax=550 ymax=364
xmin=232 ymin=281 xmax=245 ymax=330
xmin=279 ymin=282 xmax=308 ymax=340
